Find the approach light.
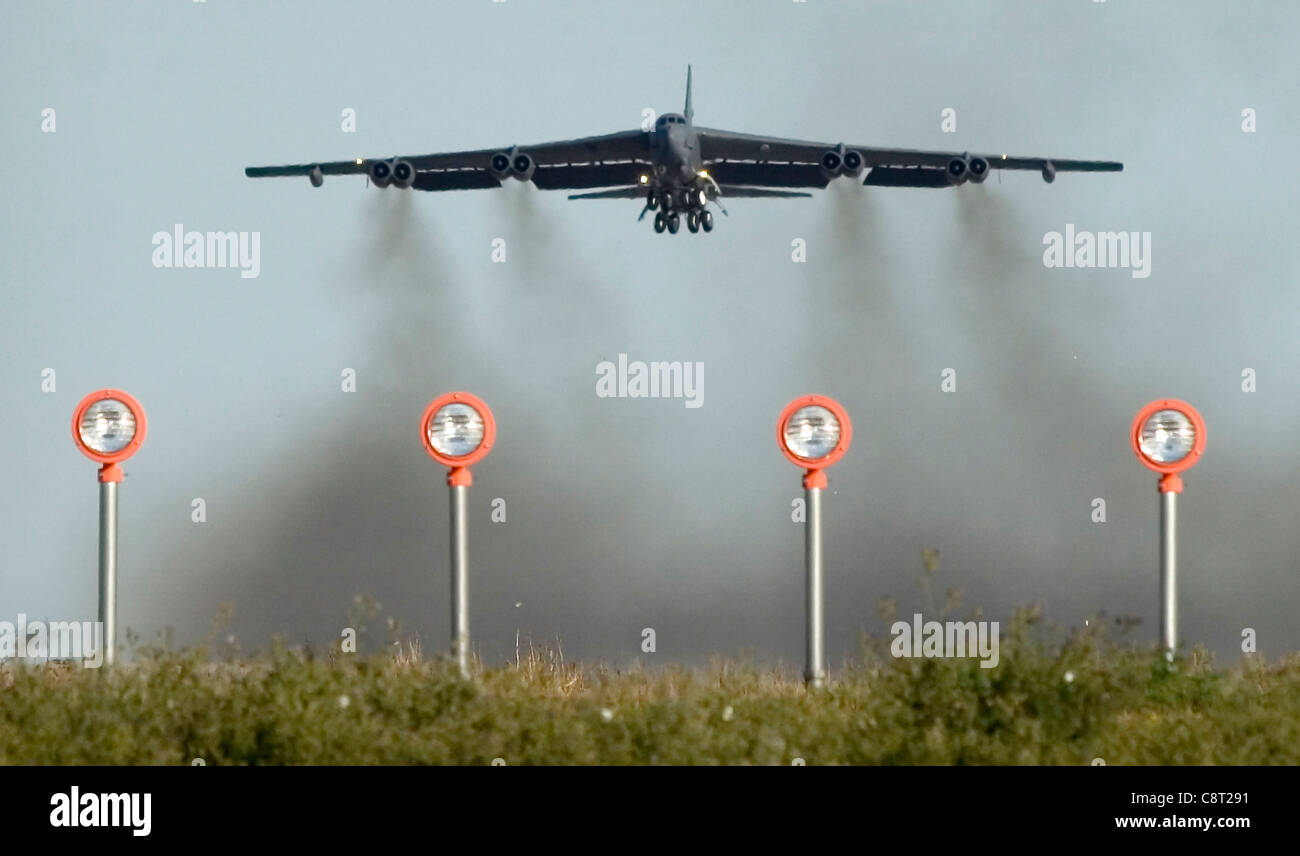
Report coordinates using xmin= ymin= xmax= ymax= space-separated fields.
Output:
xmin=420 ymin=392 xmax=496 ymax=680
xmin=71 ymin=388 xmax=148 ymax=668
xmin=1131 ymin=399 xmax=1205 ymax=477
xmin=72 ymin=389 xmax=147 ymax=468
xmin=423 ymin=394 xmax=494 ymax=471
xmin=779 ymin=396 xmax=851 ymax=476
xmin=784 ymin=405 xmax=839 ymax=460
xmin=776 ymin=394 xmax=852 ymax=689
xmin=1138 ymin=409 xmax=1195 ymax=464
xmin=429 ymin=402 xmax=486 ymax=459
xmin=1129 ymin=398 xmax=1207 ymax=656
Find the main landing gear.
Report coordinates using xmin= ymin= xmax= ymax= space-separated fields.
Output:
xmin=686 ymin=211 xmax=714 ymax=233
xmin=651 ymin=198 xmax=714 ymax=235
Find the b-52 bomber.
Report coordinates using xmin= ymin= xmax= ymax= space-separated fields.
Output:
xmin=245 ymin=67 xmax=1122 ymax=235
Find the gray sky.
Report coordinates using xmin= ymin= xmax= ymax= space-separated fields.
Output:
xmin=3 ymin=0 xmax=1298 ymax=668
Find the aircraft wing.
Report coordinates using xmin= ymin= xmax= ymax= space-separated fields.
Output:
xmin=245 ymin=130 xmax=653 ymax=190
xmin=695 ymin=128 xmax=1122 ymax=180
xmin=705 ymin=161 xmax=829 ymax=189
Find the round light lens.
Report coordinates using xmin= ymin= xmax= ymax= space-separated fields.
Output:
xmin=1139 ymin=409 xmax=1195 ymax=464
xmin=427 ymin=403 xmax=485 ymax=458
xmin=79 ymin=399 xmax=137 ymax=454
xmin=783 ymin=405 xmax=841 ymax=461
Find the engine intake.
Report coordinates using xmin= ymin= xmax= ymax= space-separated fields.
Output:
xmin=967 ymin=156 xmax=989 ymax=184
xmin=369 ymin=160 xmax=393 ymax=188
xmin=491 ymin=149 xmax=535 ymax=181
xmin=820 ymin=148 xmax=843 ymax=180
xmin=945 ymin=156 xmax=969 ymax=185
xmin=841 ymin=149 xmax=865 ymax=178
xmin=490 ymin=151 xmax=512 ymax=180
xmin=392 ymin=160 xmax=415 ymax=189
xmin=511 ymin=152 xmax=535 ymax=181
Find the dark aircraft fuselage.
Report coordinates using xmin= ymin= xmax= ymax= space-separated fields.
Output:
xmin=654 ymin=112 xmax=700 ymax=183
xmin=644 ymin=111 xmax=711 ymax=220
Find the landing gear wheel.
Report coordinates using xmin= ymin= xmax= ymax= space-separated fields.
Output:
xmin=687 ymin=212 xmax=700 ymax=233
xmin=647 ymin=191 xmax=659 ymax=211
xmin=667 ymin=213 xmax=681 ymax=234
xmin=653 ymin=212 xmax=667 ymax=233
xmin=700 ymin=210 xmax=714 ymax=232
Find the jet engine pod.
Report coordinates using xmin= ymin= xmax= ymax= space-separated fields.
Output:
xmin=391 ymin=160 xmax=415 ymax=189
xmin=308 ymin=166 xmax=324 ymax=187
xmin=841 ymin=149 xmax=865 ymax=178
xmin=945 ymin=156 xmax=969 ymax=185
xmin=490 ymin=151 xmax=513 ymax=180
xmin=369 ymin=159 xmax=393 ymax=188
xmin=820 ymin=148 xmax=844 ymax=180
xmin=967 ymin=156 xmax=989 ymax=184
xmin=511 ymin=152 xmax=535 ymax=182
xmin=1041 ymin=160 xmax=1056 ymax=183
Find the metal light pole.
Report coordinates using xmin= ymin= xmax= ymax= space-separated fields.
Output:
xmin=804 ymin=477 xmax=826 ymax=688
xmin=1160 ymin=485 xmax=1177 ymax=652
xmin=778 ymin=395 xmax=852 ymax=689
xmin=449 ymin=475 xmax=471 ymax=678
xmin=1130 ymin=399 xmax=1205 ymax=657
xmin=98 ymin=477 xmax=119 ymax=666
xmin=421 ymin=392 xmax=495 ymax=680
xmin=73 ymin=389 xmax=147 ymax=668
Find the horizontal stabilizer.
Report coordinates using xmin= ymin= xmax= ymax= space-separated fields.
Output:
xmin=716 ymin=185 xmax=812 ymax=198
xmin=567 ymin=186 xmax=645 ymax=200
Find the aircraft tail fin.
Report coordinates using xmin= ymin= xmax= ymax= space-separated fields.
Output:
xmin=684 ymin=65 xmax=693 ymax=122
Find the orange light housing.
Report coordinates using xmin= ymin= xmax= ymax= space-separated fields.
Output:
xmin=72 ymin=389 xmax=148 ymax=466
xmin=421 ymin=391 xmax=496 ymax=471
xmin=1130 ymin=398 xmax=1206 ymax=479
xmin=777 ymin=394 xmax=852 ymax=481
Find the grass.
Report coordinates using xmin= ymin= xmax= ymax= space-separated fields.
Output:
xmin=2 ymin=601 xmax=1299 ymax=765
